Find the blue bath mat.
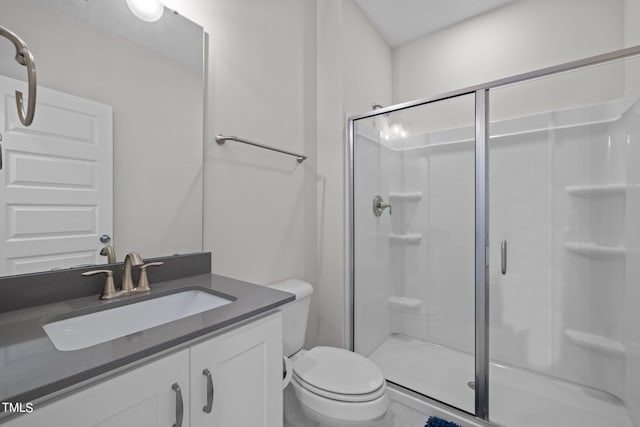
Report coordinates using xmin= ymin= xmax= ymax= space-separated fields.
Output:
xmin=424 ymin=415 xmax=461 ymax=427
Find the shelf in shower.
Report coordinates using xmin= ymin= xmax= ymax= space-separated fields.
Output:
xmin=565 ymin=241 xmax=625 ymax=258
xmin=388 ymin=296 xmax=422 ymax=310
xmin=388 ymin=233 xmax=422 ymax=244
xmin=565 ymin=184 xmax=629 ymax=196
xmin=564 ymin=329 xmax=625 ymax=357
xmin=388 ymin=192 xmax=422 ymax=202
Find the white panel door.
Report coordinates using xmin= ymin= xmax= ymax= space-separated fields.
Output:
xmin=0 ymin=75 xmax=112 ymax=275
xmin=3 ymin=349 xmax=189 ymax=427
xmin=190 ymin=312 xmax=283 ymax=427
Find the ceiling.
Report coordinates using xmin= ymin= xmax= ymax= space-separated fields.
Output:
xmin=353 ymin=0 xmax=519 ymax=48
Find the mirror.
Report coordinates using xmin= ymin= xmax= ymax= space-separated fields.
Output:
xmin=0 ymin=0 xmax=204 ymax=276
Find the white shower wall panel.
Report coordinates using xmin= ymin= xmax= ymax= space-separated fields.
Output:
xmin=394 ymin=130 xmax=555 ymax=363
xmin=621 ymin=101 xmax=640 ymax=425
xmin=393 ymin=142 xmax=475 ymax=354
xmin=424 ymin=145 xmax=475 ymax=353
xmin=387 ymin=149 xmax=429 ymax=341
xmin=388 ymin=106 xmax=635 ymax=401
xmin=354 ymin=127 xmax=401 ymax=356
xmin=488 ymin=131 xmax=553 ymax=372
xmin=551 ymin=121 xmax=628 ymax=399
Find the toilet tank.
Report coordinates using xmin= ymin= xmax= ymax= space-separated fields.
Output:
xmin=268 ymin=279 xmax=313 ymax=357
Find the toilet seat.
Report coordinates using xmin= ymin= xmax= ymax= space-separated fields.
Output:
xmin=292 ymin=346 xmax=385 ymax=397
xmin=289 ymin=346 xmax=388 ymax=423
xmin=293 ymin=371 xmax=386 ymax=402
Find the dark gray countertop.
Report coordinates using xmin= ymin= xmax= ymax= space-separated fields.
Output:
xmin=0 ymin=273 xmax=294 ymax=413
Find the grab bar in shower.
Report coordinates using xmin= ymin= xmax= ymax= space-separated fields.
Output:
xmin=0 ymin=26 xmax=37 ymax=126
xmin=215 ymin=135 xmax=307 ymax=163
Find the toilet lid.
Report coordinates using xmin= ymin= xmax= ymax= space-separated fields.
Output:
xmin=292 ymin=347 xmax=385 ymax=396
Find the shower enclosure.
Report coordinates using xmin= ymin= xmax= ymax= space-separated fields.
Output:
xmin=347 ymin=46 xmax=640 ymax=426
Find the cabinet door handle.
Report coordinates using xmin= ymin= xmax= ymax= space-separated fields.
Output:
xmin=203 ymin=368 xmax=214 ymax=413
xmin=501 ymin=240 xmax=507 ymax=275
xmin=172 ymin=383 xmax=183 ymax=427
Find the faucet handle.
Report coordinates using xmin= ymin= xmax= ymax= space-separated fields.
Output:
xmin=135 ymin=262 xmax=164 ymax=293
xmin=372 ymin=195 xmax=392 ymax=216
xmin=82 ymin=269 xmax=121 ymax=300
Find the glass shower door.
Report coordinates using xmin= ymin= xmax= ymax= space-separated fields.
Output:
xmin=352 ymin=94 xmax=477 ymax=413
xmin=487 ymin=56 xmax=640 ymax=426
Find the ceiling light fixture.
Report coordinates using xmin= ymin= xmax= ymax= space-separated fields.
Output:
xmin=126 ymin=0 xmax=164 ymax=23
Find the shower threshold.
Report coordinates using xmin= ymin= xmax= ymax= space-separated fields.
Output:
xmin=368 ymin=334 xmax=633 ymax=427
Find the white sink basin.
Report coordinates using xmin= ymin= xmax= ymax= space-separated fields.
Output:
xmin=43 ymin=289 xmax=233 ymax=351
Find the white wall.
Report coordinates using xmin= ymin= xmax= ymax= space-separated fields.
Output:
xmin=0 ymin=0 xmax=204 ymax=261
xmin=165 ymin=0 xmax=392 ymax=349
xmin=393 ymin=0 xmax=624 ymax=104
xmin=316 ymin=0 xmax=345 ymax=348
xmin=163 ymin=0 xmax=322 ymax=347
xmin=342 ymin=1 xmax=392 ymax=116
xmin=316 ymin=0 xmax=393 ymax=348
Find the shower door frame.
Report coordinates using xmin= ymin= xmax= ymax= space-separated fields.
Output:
xmin=345 ymin=44 xmax=640 ymax=422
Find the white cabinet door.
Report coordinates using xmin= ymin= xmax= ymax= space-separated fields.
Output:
xmin=4 ymin=349 xmax=189 ymax=427
xmin=0 ymin=75 xmax=113 ymax=276
xmin=190 ymin=312 xmax=283 ymax=427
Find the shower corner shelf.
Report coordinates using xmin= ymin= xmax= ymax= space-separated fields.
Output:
xmin=388 ymin=192 xmax=423 ymax=202
xmin=564 ymin=329 xmax=625 ymax=357
xmin=388 ymin=233 xmax=423 ymax=244
xmin=564 ymin=241 xmax=626 ymax=258
xmin=565 ymin=184 xmax=629 ymax=196
xmin=388 ymin=296 xmax=422 ymax=310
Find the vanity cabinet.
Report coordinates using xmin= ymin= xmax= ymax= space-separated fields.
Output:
xmin=4 ymin=349 xmax=190 ymax=427
xmin=3 ymin=312 xmax=282 ymax=427
xmin=190 ymin=311 xmax=283 ymax=427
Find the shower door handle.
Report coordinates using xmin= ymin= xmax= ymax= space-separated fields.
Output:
xmin=501 ymin=240 xmax=507 ymax=275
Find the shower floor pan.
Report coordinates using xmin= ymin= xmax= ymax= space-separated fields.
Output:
xmin=368 ymin=334 xmax=633 ymax=427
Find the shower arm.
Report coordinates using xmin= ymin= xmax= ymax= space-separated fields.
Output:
xmin=0 ymin=26 xmax=37 ymax=126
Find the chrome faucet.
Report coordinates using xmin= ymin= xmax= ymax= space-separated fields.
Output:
xmin=100 ymin=245 xmax=116 ymax=264
xmin=82 ymin=252 xmax=164 ymax=299
xmin=98 ymin=234 xmax=116 ymax=264
xmin=121 ymin=252 xmax=143 ymax=293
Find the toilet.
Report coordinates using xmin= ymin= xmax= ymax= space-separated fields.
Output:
xmin=268 ymin=279 xmax=388 ymax=427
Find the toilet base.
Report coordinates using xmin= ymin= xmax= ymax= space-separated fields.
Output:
xmin=284 ymin=383 xmax=388 ymax=427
